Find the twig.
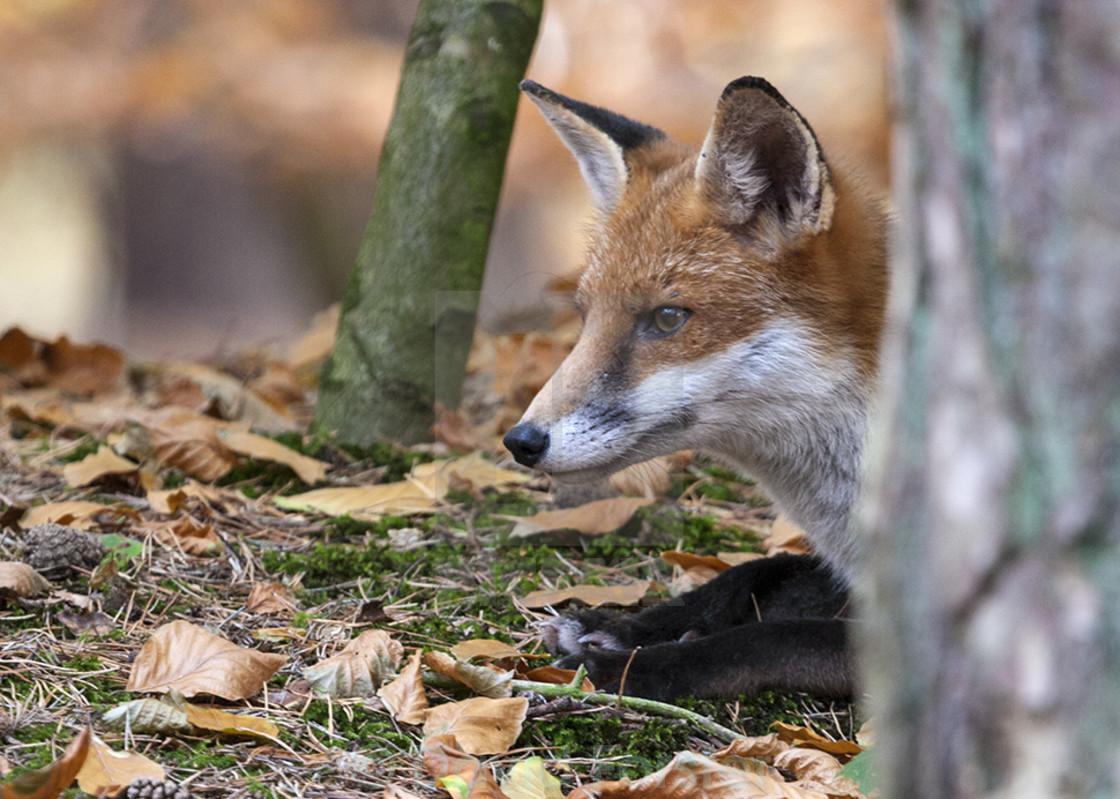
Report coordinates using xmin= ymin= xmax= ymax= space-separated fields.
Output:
xmin=509 ymin=668 xmax=743 ymax=743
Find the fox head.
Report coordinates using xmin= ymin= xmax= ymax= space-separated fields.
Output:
xmin=504 ymin=78 xmax=887 ymax=569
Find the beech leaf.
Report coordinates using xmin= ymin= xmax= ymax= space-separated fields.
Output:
xmin=61 ymin=446 xmax=138 ymax=488
xmin=0 ymin=562 xmax=51 ymax=598
xmin=379 ymin=650 xmax=429 ymax=724
xmin=421 ymin=733 xmax=479 ymax=797
xmin=422 ymin=697 xmax=528 ymax=756
xmin=126 ymin=620 xmax=286 ymax=700
xmin=303 ymin=629 xmax=403 ymax=698
xmin=75 ymin=734 xmax=165 ymax=797
xmin=500 ymin=757 xmax=563 ymax=799
xmin=510 ymin=496 xmax=653 ymax=538
xmin=520 ymin=581 xmax=655 ymax=609
xmin=220 ymin=429 xmax=328 ymax=484
xmin=0 ymin=725 xmax=90 ymax=799
xmin=425 ymin=651 xmax=512 ymax=698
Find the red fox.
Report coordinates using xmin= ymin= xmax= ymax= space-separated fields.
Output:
xmin=504 ymin=77 xmax=889 ymax=700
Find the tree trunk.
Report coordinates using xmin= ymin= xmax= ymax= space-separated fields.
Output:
xmin=315 ymin=0 xmax=542 ymax=445
xmin=863 ymin=0 xmax=1120 ymax=796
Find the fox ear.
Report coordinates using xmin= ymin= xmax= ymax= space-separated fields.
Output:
xmin=695 ymin=77 xmax=834 ymax=238
xmin=521 ymin=80 xmax=666 ymax=212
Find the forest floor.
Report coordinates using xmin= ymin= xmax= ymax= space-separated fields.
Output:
xmin=0 ymin=317 xmax=869 ymax=799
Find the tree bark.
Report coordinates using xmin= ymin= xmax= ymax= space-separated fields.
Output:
xmin=315 ymin=0 xmax=542 ymax=445
xmin=863 ymin=0 xmax=1120 ymax=796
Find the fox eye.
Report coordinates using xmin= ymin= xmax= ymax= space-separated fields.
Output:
xmin=652 ymin=305 xmax=689 ymax=334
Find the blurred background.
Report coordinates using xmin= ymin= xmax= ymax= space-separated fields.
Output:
xmin=0 ymin=0 xmax=890 ymax=359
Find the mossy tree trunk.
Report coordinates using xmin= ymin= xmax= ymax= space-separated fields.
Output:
xmin=315 ymin=0 xmax=542 ymax=445
xmin=864 ymin=0 xmax=1120 ymax=796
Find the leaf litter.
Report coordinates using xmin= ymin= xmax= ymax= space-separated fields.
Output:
xmin=0 ymin=321 xmax=865 ymax=799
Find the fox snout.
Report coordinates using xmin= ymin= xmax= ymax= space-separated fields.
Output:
xmin=503 ymin=422 xmax=550 ymax=468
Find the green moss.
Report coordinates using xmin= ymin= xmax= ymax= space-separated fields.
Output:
xmin=301 ymin=700 xmax=413 ymax=754
xmin=160 ymin=740 xmax=240 ymax=771
xmin=261 ymin=540 xmax=465 ymax=591
xmin=55 ymin=436 xmax=100 ymax=463
xmin=677 ymin=691 xmax=807 ymax=737
xmin=526 ymin=713 xmax=691 ymax=781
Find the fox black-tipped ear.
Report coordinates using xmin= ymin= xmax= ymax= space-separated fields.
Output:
xmin=695 ymin=77 xmax=834 ymax=239
xmin=520 ymin=80 xmax=666 ymax=212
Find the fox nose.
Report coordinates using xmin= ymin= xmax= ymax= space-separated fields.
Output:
xmin=504 ymin=423 xmax=550 ymax=467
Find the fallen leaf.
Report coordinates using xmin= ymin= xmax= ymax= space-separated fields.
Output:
xmin=143 ymin=409 xmax=240 ymax=481
xmin=288 ymin=304 xmax=339 ymax=370
xmin=75 ymin=733 xmax=164 ymax=796
xmin=450 ymin=639 xmax=522 ymax=661
xmin=20 ymin=501 xmax=118 ymax=529
xmin=510 ymin=497 xmax=653 ymax=538
xmin=379 ymin=650 xmax=429 ymax=725
xmin=126 ymin=620 xmax=286 ymax=700
xmin=221 ymin=429 xmax=328 ymax=484
xmin=423 ymin=697 xmax=528 ymax=756
xmin=567 ymin=750 xmax=829 ymax=799
xmin=62 ymin=446 xmax=138 ymax=488
xmin=0 ymin=562 xmax=50 ymax=598
xmin=433 ymin=402 xmax=483 ymax=453
xmin=57 ymin=608 xmax=116 ymax=636
xmin=520 ymin=581 xmax=655 ymax=609
xmin=772 ymin=722 xmax=863 ymax=761
xmin=180 ymin=700 xmax=281 ymax=741
xmin=422 ymin=733 xmax=479 ymax=798
xmin=500 ymin=757 xmax=563 ymax=799
xmin=767 ymin=515 xmax=812 ymax=556
xmin=277 ymin=483 xmax=439 ymax=518
xmin=0 ymin=327 xmax=36 ymax=370
xmin=660 ymin=551 xmax=732 ymax=573
xmin=467 ymin=767 xmax=512 ymax=799
xmin=145 ymin=516 xmax=222 ymax=556
xmin=425 ymin=651 xmax=512 ymax=698
xmin=247 ymin=581 xmax=298 ymax=615
xmin=303 ymin=629 xmax=403 ymax=698
xmin=516 ymin=665 xmax=595 ymax=692
xmin=608 ymin=453 xmax=691 ymax=498
xmin=0 ymin=725 xmax=89 ymax=799
xmin=103 ymin=698 xmax=191 ymax=735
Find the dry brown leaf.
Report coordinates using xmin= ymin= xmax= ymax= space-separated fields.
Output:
xmin=221 ymin=429 xmax=328 ymax=484
xmin=515 ymin=665 xmax=595 ymax=693
xmin=145 ymin=516 xmax=222 ymax=556
xmin=450 ymin=639 xmax=522 ymax=661
xmin=379 ymin=650 xmax=429 ymax=724
xmin=608 ymin=453 xmax=691 ymax=497
xmin=773 ymin=722 xmax=864 ymax=761
xmin=711 ymin=733 xmax=790 ymax=764
xmin=766 ymin=515 xmax=812 ymax=556
xmin=126 ymin=620 xmax=286 ymax=700
xmin=425 ymin=651 xmax=512 ymax=698
xmin=0 ymin=725 xmax=89 ymax=799
xmin=277 ymin=483 xmax=439 ymax=518
xmin=75 ymin=734 xmax=164 ymax=796
xmin=421 ymin=733 xmax=480 ymax=796
xmin=0 ymin=390 xmax=77 ymax=428
xmin=0 ymin=327 xmax=36 ymax=370
xmin=246 ymin=581 xmax=298 ymax=615
xmin=0 ymin=562 xmax=50 ymax=598
xmin=143 ymin=409 xmax=240 ymax=481
xmin=715 ymin=551 xmax=765 ymax=567
xmin=660 ymin=550 xmax=732 ymax=573
xmin=303 ymin=629 xmax=403 ymax=698
xmin=57 ymin=607 xmax=116 ymax=636
xmin=772 ymin=749 xmax=863 ymax=799
xmin=181 ymin=700 xmax=282 ymax=741
xmin=422 ymin=697 xmax=528 ymax=756
xmin=40 ymin=337 xmax=124 ymax=396
xmin=20 ymin=501 xmax=119 ymax=529
xmin=433 ymin=402 xmax=484 ymax=453
xmin=467 ymin=767 xmax=512 ymax=799
xmin=103 ymin=697 xmax=191 ymax=735
xmin=520 ymin=581 xmax=655 ymax=609
xmin=567 ymin=750 xmax=829 ymax=799
xmin=61 ymin=446 xmax=138 ymax=488
xmin=288 ymin=304 xmax=339 ymax=370
xmin=146 ymin=488 xmax=188 ymax=516
xmin=500 ymin=756 xmax=562 ymax=799
xmin=510 ymin=497 xmax=654 ymax=538
xmin=152 ymin=361 xmax=296 ymax=432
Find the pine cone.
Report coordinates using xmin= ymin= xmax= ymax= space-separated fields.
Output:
xmin=120 ymin=777 xmax=190 ymax=799
xmin=23 ymin=523 xmax=106 ymax=579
